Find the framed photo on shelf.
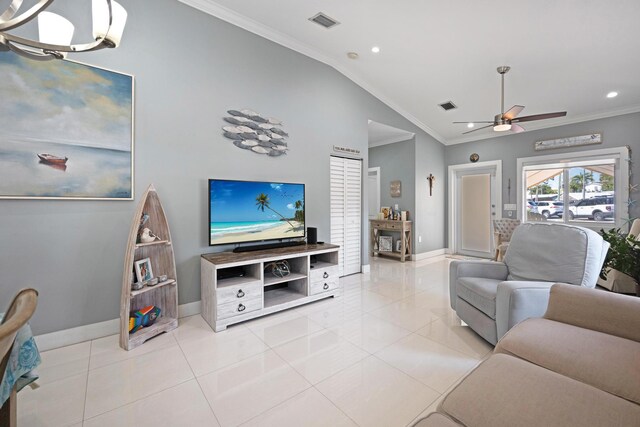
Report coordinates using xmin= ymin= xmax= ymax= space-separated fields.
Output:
xmin=380 ymin=206 xmax=391 ymax=219
xmin=395 ymin=240 xmax=402 ymax=252
xmin=134 ymin=258 xmax=153 ymax=283
xmin=379 ymin=236 xmax=393 ymax=252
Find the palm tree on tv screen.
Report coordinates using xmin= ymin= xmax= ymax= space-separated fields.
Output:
xmin=255 ymin=193 xmax=295 ymax=230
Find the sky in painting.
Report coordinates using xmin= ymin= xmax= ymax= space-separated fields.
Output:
xmin=0 ymin=54 xmax=132 ymax=151
xmin=210 ymin=180 xmax=305 ymax=222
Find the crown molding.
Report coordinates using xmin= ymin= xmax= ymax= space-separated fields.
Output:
xmin=178 ymin=0 xmax=446 ymax=144
xmin=445 ymin=105 xmax=640 ymax=146
xmin=369 ymin=133 xmax=415 ymax=148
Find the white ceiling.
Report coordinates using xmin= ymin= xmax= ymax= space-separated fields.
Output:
xmin=368 ymin=120 xmax=414 ymax=147
xmin=180 ymin=0 xmax=640 ymax=145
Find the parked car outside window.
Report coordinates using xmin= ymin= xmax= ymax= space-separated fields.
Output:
xmin=567 ymin=197 xmax=614 ymax=221
xmin=536 ymin=201 xmax=564 ymax=218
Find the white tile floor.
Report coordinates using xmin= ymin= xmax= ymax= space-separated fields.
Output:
xmin=21 ymin=258 xmax=493 ymax=427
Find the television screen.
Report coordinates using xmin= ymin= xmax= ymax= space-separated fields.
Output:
xmin=209 ymin=179 xmax=305 ymax=246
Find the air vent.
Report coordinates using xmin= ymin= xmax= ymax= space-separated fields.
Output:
xmin=308 ymin=12 xmax=340 ymax=29
xmin=439 ymin=101 xmax=457 ymax=111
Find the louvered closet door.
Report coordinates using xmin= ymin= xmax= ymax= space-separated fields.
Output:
xmin=330 ymin=156 xmax=362 ymax=276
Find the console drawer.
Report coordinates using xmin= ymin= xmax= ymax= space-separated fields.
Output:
xmin=310 ymin=265 xmax=339 ymax=282
xmin=216 ymin=281 xmax=262 ymax=305
xmin=217 ymin=297 xmax=262 ymax=320
xmin=310 ymin=279 xmax=339 ymax=296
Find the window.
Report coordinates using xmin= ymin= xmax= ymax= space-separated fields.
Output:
xmin=517 ymin=147 xmax=629 ymax=228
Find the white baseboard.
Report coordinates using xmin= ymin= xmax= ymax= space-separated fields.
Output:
xmin=411 ymin=248 xmax=447 ymax=261
xmin=35 ymin=300 xmax=203 ymax=352
xmin=361 ymin=264 xmax=370 ymax=274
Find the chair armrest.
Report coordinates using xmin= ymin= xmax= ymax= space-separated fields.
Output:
xmin=449 ymin=260 xmax=508 ymax=309
xmin=495 ymin=281 xmax=555 ymax=340
xmin=494 ymin=232 xmax=502 ymax=246
xmin=544 ymin=283 xmax=640 ymax=342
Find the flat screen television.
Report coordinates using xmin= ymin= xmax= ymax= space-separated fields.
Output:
xmin=209 ymin=179 xmax=305 ymax=246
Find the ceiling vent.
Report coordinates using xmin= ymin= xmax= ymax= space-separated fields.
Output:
xmin=308 ymin=12 xmax=340 ymax=29
xmin=438 ymin=101 xmax=457 ymax=111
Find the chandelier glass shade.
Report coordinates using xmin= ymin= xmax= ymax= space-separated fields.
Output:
xmin=0 ymin=0 xmax=127 ymax=60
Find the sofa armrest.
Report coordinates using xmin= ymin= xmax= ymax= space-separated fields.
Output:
xmin=544 ymin=283 xmax=640 ymax=342
xmin=495 ymin=281 xmax=555 ymax=340
xmin=449 ymin=260 xmax=508 ymax=309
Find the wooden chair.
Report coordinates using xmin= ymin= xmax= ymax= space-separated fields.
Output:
xmin=0 ymin=289 xmax=39 ymax=427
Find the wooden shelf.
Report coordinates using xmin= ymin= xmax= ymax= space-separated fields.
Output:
xmin=130 ymin=279 xmax=176 ymax=297
xmin=135 ymin=240 xmax=171 ymax=248
xmin=128 ymin=317 xmax=178 ymax=347
xmin=264 ymin=287 xmax=306 ymax=308
xmin=311 ymin=261 xmax=338 ymax=270
xmin=264 ymin=272 xmax=307 ymax=286
xmin=217 ymin=275 xmax=261 ymax=288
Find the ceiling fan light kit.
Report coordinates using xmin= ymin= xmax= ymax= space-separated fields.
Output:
xmin=454 ymin=66 xmax=567 ymax=136
xmin=0 ymin=0 xmax=127 ymax=61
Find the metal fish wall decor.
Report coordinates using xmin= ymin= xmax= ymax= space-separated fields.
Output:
xmin=223 ymin=109 xmax=289 ymax=157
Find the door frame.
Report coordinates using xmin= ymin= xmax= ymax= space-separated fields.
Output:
xmin=367 ymin=167 xmax=381 ymax=219
xmin=448 ymin=160 xmax=502 ymax=255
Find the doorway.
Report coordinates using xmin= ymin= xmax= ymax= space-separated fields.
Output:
xmin=368 ymin=167 xmax=380 ymax=219
xmin=448 ymin=161 xmax=502 ymax=258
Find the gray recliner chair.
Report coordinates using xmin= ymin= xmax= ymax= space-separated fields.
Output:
xmin=449 ymin=222 xmax=609 ymax=345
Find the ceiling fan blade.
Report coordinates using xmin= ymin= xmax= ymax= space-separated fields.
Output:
xmin=512 ymin=111 xmax=567 ymax=123
xmin=502 ymin=105 xmax=525 ymax=120
xmin=511 ymin=124 xmax=525 ymax=133
xmin=462 ymin=124 xmax=493 ymax=135
xmin=452 ymin=121 xmax=494 ymax=124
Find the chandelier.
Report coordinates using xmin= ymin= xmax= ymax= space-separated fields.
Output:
xmin=0 ymin=0 xmax=127 ymax=61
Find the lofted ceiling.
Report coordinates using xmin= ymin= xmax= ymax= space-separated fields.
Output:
xmin=180 ymin=0 xmax=640 ymax=145
xmin=368 ymin=120 xmax=415 ymax=148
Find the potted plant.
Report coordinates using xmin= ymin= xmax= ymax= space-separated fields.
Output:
xmin=600 ymin=227 xmax=640 ymax=296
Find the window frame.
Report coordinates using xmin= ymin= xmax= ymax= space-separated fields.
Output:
xmin=516 ymin=147 xmax=629 ymax=230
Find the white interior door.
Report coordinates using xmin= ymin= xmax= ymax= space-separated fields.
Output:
xmin=330 ymin=156 xmax=362 ymax=276
xmin=368 ymin=167 xmax=380 ymax=219
xmin=451 ymin=163 xmax=501 ymax=258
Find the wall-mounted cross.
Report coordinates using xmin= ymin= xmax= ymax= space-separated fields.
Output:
xmin=427 ymin=174 xmax=436 ymax=196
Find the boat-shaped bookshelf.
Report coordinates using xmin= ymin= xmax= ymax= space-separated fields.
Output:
xmin=120 ymin=184 xmax=178 ymax=350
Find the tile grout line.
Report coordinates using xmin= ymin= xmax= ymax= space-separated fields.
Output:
xmin=312 ymin=383 xmax=362 ymax=427
xmin=80 ymin=339 xmax=93 ymax=423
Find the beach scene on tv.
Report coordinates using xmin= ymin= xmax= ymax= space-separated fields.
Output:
xmin=210 ymin=180 xmax=305 ymax=245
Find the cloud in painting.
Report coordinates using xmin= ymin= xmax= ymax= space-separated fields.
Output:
xmin=0 ymin=55 xmax=132 ymax=151
xmin=287 ymin=203 xmax=294 ymax=210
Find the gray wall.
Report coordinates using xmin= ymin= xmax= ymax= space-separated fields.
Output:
xmin=445 ymin=112 xmax=640 ymax=230
xmin=369 ymin=139 xmax=416 ymax=252
xmin=0 ymin=0 xmax=446 ymax=335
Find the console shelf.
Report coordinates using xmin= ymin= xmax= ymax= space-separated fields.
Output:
xmin=201 ymin=243 xmax=340 ymax=332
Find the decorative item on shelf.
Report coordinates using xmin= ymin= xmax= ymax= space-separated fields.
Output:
xmin=381 ymin=206 xmax=391 ymax=219
xmin=0 ymin=56 xmax=134 ymax=200
xmin=139 ymin=228 xmax=159 ymax=243
xmin=535 ymin=133 xmax=602 ymax=151
xmin=131 ymin=281 xmax=144 ymax=291
xmin=222 ymin=109 xmax=289 ymax=157
xmin=395 ymin=240 xmax=402 ymax=252
xmin=401 ymin=211 xmax=408 ymax=221
xmin=377 ymin=212 xmax=385 ymax=220
xmin=379 ymin=236 xmax=393 ymax=252
xmin=147 ymin=277 xmax=159 ymax=287
xmin=0 ymin=0 xmax=128 ymax=61
xmin=390 ymin=180 xmax=401 ymax=197
xmin=129 ymin=305 xmax=161 ymax=333
xmin=158 ymin=274 xmax=168 ymax=282
xmin=264 ymin=260 xmax=291 ymax=278
xmin=136 ymin=213 xmax=150 ymax=243
xmin=470 ymin=153 xmax=480 ymax=163
xmin=134 ymin=258 xmax=153 ymax=283
xmin=427 ymin=174 xmax=436 ymax=196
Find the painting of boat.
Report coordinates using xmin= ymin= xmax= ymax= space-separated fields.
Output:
xmin=37 ymin=154 xmax=68 ymax=165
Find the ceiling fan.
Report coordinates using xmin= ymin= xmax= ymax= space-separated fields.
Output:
xmin=454 ymin=66 xmax=567 ymax=135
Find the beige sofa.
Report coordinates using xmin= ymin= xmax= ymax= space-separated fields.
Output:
xmin=414 ymin=284 xmax=640 ymax=427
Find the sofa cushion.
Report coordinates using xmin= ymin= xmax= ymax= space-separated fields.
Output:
xmin=413 ymin=412 xmax=462 ymax=427
xmin=495 ymin=317 xmax=640 ymax=405
xmin=504 ymin=223 xmax=605 ymax=287
xmin=439 ymin=354 xmax=640 ymax=427
xmin=456 ymin=277 xmax=500 ymax=319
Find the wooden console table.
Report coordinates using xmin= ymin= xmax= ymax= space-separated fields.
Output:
xmin=370 ymin=220 xmax=412 ymax=262
xmin=201 ymin=243 xmax=340 ymax=331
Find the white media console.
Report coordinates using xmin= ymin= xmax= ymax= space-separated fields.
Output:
xmin=200 ymin=243 xmax=341 ymax=332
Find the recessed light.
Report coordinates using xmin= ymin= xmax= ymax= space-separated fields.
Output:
xmin=467 ymin=123 xmax=474 ymax=128
xmin=606 ymin=91 xmax=618 ymax=98
xmin=371 ymin=46 xmax=380 ymax=53
xmin=347 ymin=52 xmax=359 ymax=59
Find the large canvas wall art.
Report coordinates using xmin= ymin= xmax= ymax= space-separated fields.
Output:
xmin=0 ymin=54 xmax=134 ymax=200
